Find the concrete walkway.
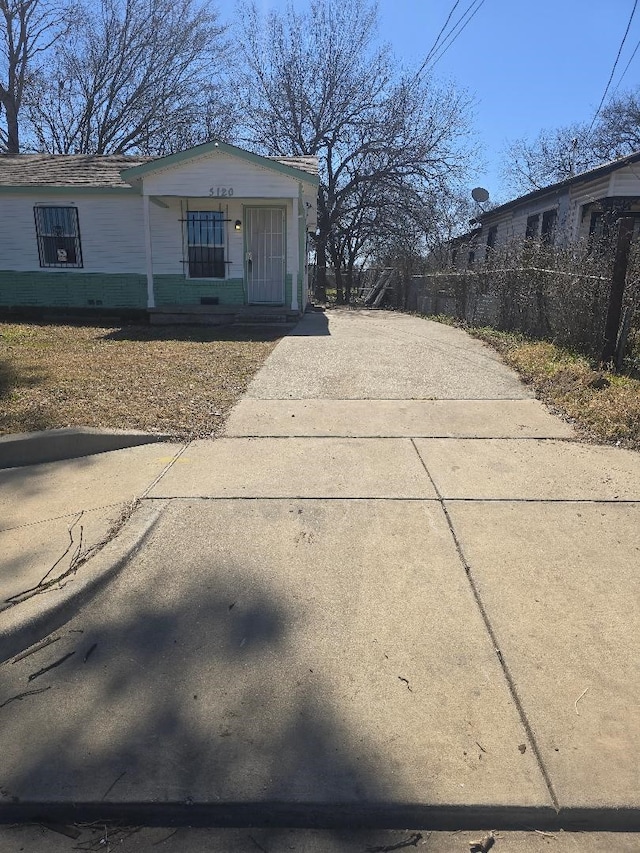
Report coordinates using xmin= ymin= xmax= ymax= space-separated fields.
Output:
xmin=0 ymin=308 xmax=639 ymax=833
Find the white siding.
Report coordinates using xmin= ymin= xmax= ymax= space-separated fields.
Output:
xmin=608 ymin=164 xmax=640 ymax=195
xmin=509 ymin=192 xmax=565 ymax=239
xmin=142 ymin=151 xmax=306 ymax=199
xmin=569 ymin=175 xmax=612 ymax=240
xmin=0 ymin=193 xmax=145 ymax=274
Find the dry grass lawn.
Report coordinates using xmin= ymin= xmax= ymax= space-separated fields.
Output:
xmin=0 ymin=321 xmax=282 ymax=439
xmin=469 ymin=328 xmax=640 ymax=450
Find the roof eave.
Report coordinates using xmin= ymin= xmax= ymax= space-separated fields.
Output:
xmin=120 ymin=141 xmax=320 ymax=186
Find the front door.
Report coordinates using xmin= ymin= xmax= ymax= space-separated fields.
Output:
xmin=245 ymin=207 xmax=285 ymax=304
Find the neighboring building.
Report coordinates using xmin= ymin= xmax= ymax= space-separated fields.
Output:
xmin=0 ymin=141 xmax=319 ymax=319
xmin=470 ymin=151 xmax=640 ymax=262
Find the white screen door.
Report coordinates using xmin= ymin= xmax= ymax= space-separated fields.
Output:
xmin=245 ymin=207 xmax=285 ymax=304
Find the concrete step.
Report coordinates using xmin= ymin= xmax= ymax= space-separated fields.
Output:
xmin=148 ymin=305 xmax=301 ymax=326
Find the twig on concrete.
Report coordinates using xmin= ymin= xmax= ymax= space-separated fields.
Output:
xmin=38 ymin=512 xmax=84 ymax=587
xmin=83 ymin=643 xmax=98 ymax=663
xmin=248 ymin=835 xmax=269 ymax=853
xmin=11 ymin=635 xmax=59 ymax=663
xmin=0 ymin=685 xmax=51 ymax=709
xmin=101 ymin=770 xmax=127 ymax=801
xmin=574 ymin=686 xmax=589 ymax=715
xmin=475 ymin=741 xmax=487 ymax=753
xmin=28 ymin=651 xmax=75 ymax=682
xmin=367 ymin=833 xmax=424 ymax=852
xmin=5 ymin=513 xmax=88 ymax=606
xmin=152 ymin=829 xmax=179 ymax=846
xmin=398 ymin=676 xmax=413 ymax=692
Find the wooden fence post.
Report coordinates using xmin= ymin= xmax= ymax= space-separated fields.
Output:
xmin=601 ymin=216 xmax=634 ymax=364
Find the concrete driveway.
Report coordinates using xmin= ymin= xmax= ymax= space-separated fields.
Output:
xmin=0 ymin=308 xmax=638 ymax=833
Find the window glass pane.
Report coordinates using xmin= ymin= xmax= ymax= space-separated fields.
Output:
xmin=526 ymin=214 xmax=539 ymax=238
xmin=35 ymin=206 xmax=82 ymax=268
xmin=187 ymin=211 xmax=224 ymax=245
xmin=187 ymin=211 xmax=225 ymax=277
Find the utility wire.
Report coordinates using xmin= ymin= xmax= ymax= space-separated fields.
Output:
xmin=611 ymin=36 xmax=640 ymax=97
xmin=423 ymin=0 xmax=462 ymax=67
xmin=415 ymin=0 xmax=486 ymax=81
xmin=589 ymin=0 xmax=639 ymax=131
xmin=428 ymin=0 xmax=487 ymax=69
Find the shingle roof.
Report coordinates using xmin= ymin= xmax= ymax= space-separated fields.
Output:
xmin=267 ymin=155 xmax=318 ymax=176
xmin=0 ymin=150 xmax=319 ymax=187
xmin=0 ymin=154 xmax=151 ymax=187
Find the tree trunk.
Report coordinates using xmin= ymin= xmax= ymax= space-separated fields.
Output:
xmin=315 ymin=237 xmax=327 ymax=302
xmin=3 ymin=99 xmax=20 ymax=153
xmin=334 ymin=265 xmax=344 ymax=304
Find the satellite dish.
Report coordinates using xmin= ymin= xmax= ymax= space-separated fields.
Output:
xmin=472 ymin=187 xmax=490 ymax=203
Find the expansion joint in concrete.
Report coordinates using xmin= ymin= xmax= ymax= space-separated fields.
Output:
xmin=140 ymin=442 xmax=192 ymax=498
xmin=409 ymin=438 xmax=561 ymax=812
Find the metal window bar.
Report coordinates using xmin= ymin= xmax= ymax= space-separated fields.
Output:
xmin=34 ymin=206 xmax=82 ymax=268
xmin=184 ymin=210 xmax=227 ymax=278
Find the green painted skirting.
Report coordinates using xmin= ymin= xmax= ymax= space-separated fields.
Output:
xmin=0 ymin=270 xmax=296 ymax=309
xmin=154 ymin=276 xmax=246 ymax=306
xmin=0 ymin=270 xmax=147 ymax=309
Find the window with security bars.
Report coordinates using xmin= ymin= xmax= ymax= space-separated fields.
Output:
xmin=187 ymin=211 xmax=225 ymax=278
xmin=34 ymin=206 xmax=82 ymax=268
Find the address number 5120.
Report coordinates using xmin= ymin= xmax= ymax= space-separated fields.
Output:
xmin=209 ymin=187 xmax=234 ymax=197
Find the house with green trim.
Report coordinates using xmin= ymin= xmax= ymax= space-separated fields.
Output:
xmin=0 ymin=141 xmax=319 ymax=322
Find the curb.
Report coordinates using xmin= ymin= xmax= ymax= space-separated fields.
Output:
xmin=0 ymin=428 xmax=173 ymax=470
xmin=0 ymin=500 xmax=168 ymax=664
xmin=0 ymin=802 xmax=639 ymax=832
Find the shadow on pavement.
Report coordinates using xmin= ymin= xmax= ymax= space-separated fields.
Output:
xmin=0 ymin=553 xmax=396 ymax=831
xmin=288 ymin=313 xmax=331 ymax=336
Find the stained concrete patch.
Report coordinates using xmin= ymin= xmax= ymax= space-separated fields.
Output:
xmin=148 ymin=437 xmax=438 ymax=498
xmin=0 ymin=505 xmax=121 ymax=609
xmin=225 ymin=398 xmax=574 ymax=438
xmin=0 ymin=442 xmax=184 ymax=530
xmin=445 ymin=500 xmax=640 ymax=809
xmin=414 ymin=439 xmax=640 ymax=500
xmin=0 ymin=500 xmax=551 ymax=810
xmin=248 ymin=309 xmax=531 ymax=400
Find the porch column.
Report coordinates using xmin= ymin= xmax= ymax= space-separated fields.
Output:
xmin=142 ymin=192 xmax=155 ymax=309
xmin=290 ymin=195 xmax=299 ymax=312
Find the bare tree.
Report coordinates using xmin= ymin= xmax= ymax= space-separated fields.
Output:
xmin=237 ymin=0 xmax=476 ymax=301
xmin=501 ymin=87 xmax=640 ymax=197
xmin=501 ymin=123 xmax=599 ymax=194
xmin=594 ymin=87 xmax=640 ymax=161
xmin=25 ymin=0 xmax=235 ymax=154
xmin=0 ymin=0 xmax=71 ymax=152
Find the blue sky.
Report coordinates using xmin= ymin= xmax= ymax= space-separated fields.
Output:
xmin=219 ymin=0 xmax=640 ymax=204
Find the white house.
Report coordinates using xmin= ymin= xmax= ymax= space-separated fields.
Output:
xmin=463 ymin=151 xmax=640 ymax=265
xmin=0 ymin=141 xmax=319 ymax=321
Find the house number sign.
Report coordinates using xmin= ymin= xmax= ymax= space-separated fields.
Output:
xmin=209 ymin=187 xmax=234 ymax=197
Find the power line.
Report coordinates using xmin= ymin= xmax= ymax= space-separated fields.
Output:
xmin=428 ymin=0 xmax=487 ymax=69
xmin=415 ymin=0 xmax=486 ymax=81
xmin=611 ymin=36 xmax=640 ymax=97
xmin=423 ymin=0 xmax=462 ymax=67
xmin=589 ymin=0 xmax=639 ymax=131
